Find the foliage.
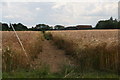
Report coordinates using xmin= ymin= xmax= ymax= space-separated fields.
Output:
xmin=95 ymin=17 xmax=120 ymax=29
xmin=1 ymin=23 xmax=28 ymax=31
xmin=3 ymin=66 xmax=51 ymax=78
xmin=43 ymin=32 xmax=53 ymax=40
xmin=9 ymin=23 xmax=28 ymax=31
xmin=1 ymin=17 xmax=120 ymax=31
xmin=2 ymin=23 xmax=9 ymax=31
xmin=3 ymin=64 xmax=120 ymax=78
xmin=54 ymin=25 xmax=65 ymax=30
xmin=35 ymin=24 xmax=51 ymax=31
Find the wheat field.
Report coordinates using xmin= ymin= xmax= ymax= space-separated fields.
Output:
xmin=1 ymin=30 xmax=120 ymax=78
xmin=2 ymin=31 xmax=43 ymax=72
xmin=50 ymin=30 xmax=120 ymax=73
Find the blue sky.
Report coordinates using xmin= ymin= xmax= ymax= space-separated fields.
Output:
xmin=1 ymin=0 xmax=119 ymax=27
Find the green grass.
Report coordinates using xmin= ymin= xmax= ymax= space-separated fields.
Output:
xmin=3 ymin=65 xmax=63 ymax=78
xmin=3 ymin=70 xmax=63 ymax=78
xmin=60 ymin=64 xmax=120 ymax=78
xmin=76 ymin=71 xmax=119 ymax=78
xmin=3 ymin=67 xmax=120 ymax=78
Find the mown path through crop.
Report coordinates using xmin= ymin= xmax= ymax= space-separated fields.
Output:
xmin=32 ymin=40 xmax=77 ymax=73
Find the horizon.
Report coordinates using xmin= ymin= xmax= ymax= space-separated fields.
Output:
xmin=0 ymin=17 xmax=118 ymax=28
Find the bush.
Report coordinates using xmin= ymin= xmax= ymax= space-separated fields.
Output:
xmin=43 ymin=32 xmax=53 ymax=40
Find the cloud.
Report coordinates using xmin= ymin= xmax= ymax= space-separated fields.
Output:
xmin=87 ymin=2 xmax=117 ymax=17
xmin=35 ymin=7 xmax=40 ymax=11
xmin=50 ymin=2 xmax=117 ymax=26
xmin=2 ymin=2 xmax=39 ymax=27
xmin=52 ymin=2 xmax=67 ymax=9
xmin=3 ymin=15 xmax=20 ymax=19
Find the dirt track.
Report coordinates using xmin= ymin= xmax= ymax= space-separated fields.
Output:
xmin=32 ymin=40 xmax=76 ymax=73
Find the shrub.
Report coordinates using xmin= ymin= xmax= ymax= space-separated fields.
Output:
xmin=43 ymin=32 xmax=53 ymax=40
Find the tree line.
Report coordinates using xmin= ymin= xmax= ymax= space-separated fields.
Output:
xmin=1 ymin=17 xmax=120 ymax=31
xmin=96 ymin=17 xmax=120 ymax=29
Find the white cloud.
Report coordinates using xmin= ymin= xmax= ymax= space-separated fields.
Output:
xmin=3 ymin=15 xmax=20 ymax=19
xmin=50 ymin=2 xmax=117 ymax=26
xmin=35 ymin=7 xmax=40 ymax=11
xmin=88 ymin=2 xmax=117 ymax=16
xmin=2 ymin=2 xmax=37 ymax=26
xmin=53 ymin=2 xmax=117 ymax=17
xmin=52 ymin=2 xmax=67 ymax=9
xmin=50 ymin=14 xmax=75 ymax=24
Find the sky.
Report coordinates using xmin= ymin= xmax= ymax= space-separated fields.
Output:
xmin=1 ymin=0 xmax=119 ymax=28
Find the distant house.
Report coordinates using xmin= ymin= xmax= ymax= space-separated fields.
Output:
xmin=76 ymin=25 xmax=92 ymax=29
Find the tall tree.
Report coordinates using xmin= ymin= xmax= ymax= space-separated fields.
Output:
xmin=54 ymin=25 xmax=65 ymax=30
xmin=10 ymin=23 xmax=28 ymax=31
xmin=95 ymin=17 xmax=119 ymax=29
xmin=35 ymin=24 xmax=50 ymax=31
xmin=110 ymin=17 xmax=113 ymax=21
xmin=2 ymin=23 xmax=9 ymax=31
